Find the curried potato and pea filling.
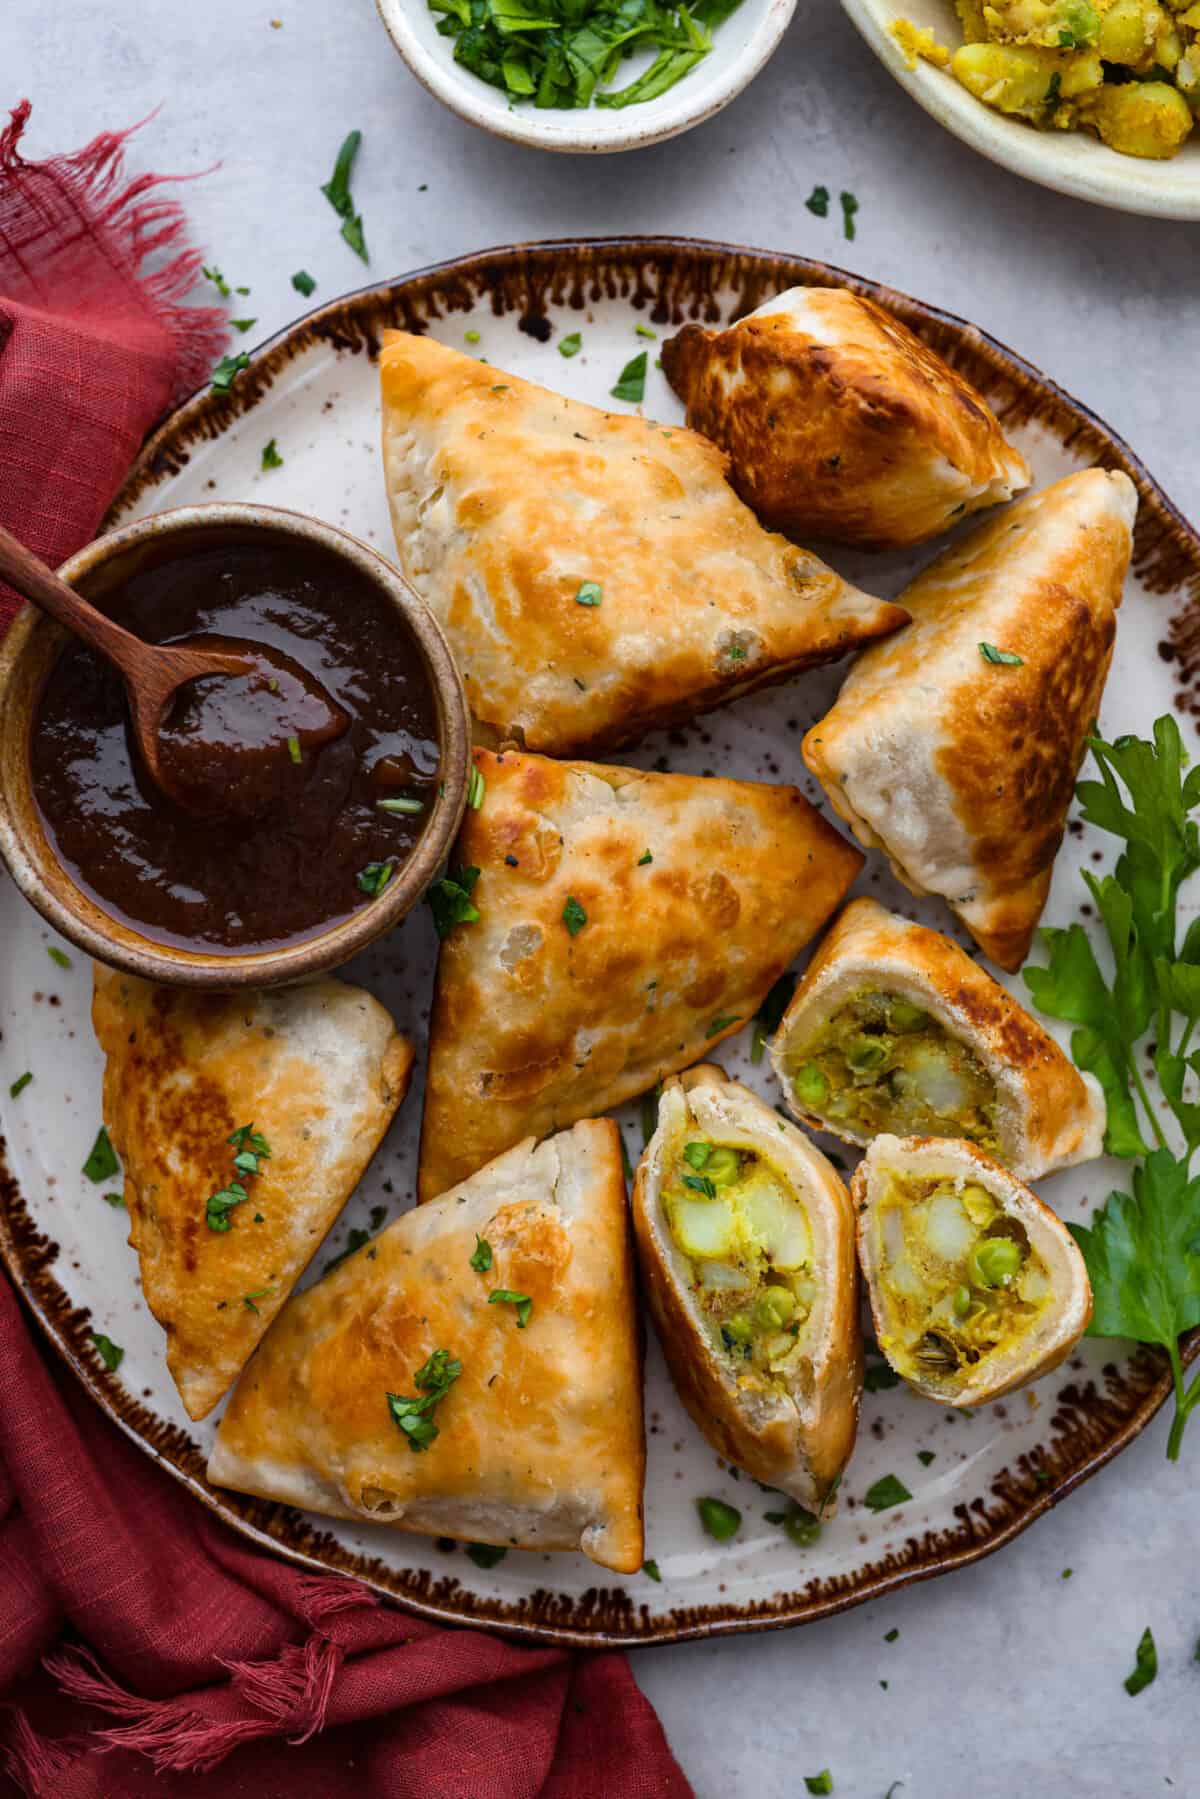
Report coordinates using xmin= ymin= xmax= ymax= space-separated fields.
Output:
xmin=662 ymin=1138 xmax=817 ymax=1387
xmin=787 ymin=991 xmax=1000 ymax=1149
xmin=872 ymin=1171 xmax=1051 ymax=1391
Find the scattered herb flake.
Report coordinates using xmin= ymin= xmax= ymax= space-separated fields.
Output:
xmin=47 ymin=946 xmax=71 ymax=969
xmin=465 ymin=1542 xmax=507 ymax=1568
xmin=643 ymin=1557 xmax=662 ymax=1581
xmin=387 ymin=1348 xmax=462 ymax=1452
xmin=211 ymin=353 xmax=250 ymax=393
xmin=320 ymin=129 xmax=368 ymax=263
xmin=562 ymin=895 xmax=588 ymax=936
xmin=231 ymin=317 xmax=257 ymax=333
xmin=489 ymin=1288 xmax=533 ymax=1329
xmin=916 ymin=1449 xmax=936 ymax=1467
xmin=804 ymin=1775 xmax=833 ymax=1796
xmin=638 ymin=849 xmax=653 ymax=866
xmin=634 ymin=323 xmax=657 ymax=339
xmin=884 ymin=1627 xmax=899 ymax=1642
xmin=610 ymin=351 xmax=647 ymax=404
xmin=205 ymin=1181 xmax=249 ymax=1232
xmin=705 ymin=1013 xmax=739 ymax=1039
xmin=286 ymin=734 xmax=302 ymax=764
xmin=466 ymin=764 xmax=486 ymax=811
xmin=1125 ymin=1626 xmax=1157 ymax=1696
xmin=696 ymin=1496 xmax=741 ymax=1541
xmin=9 ymin=1071 xmax=32 ymax=1099
xmin=574 ymin=580 xmax=602 ymax=607
xmin=291 ymin=269 xmax=316 ymax=296
xmin=377 ymin=795 xmax=424 ymax=814
xmin=82 ymin=1127 xmax=119 ymax=1184
xmin=262 ymin=438 xmax=284 ymax=470
xmin=428 ymin=865 xmax=481 ymax=939
xmin=979 ymin=641 xmax=1024 ymax=666
xmin=840 ymin=191 xmax=859 ymax=240
xmin=864 ymin=1475 xmax=911 ymax=1512
xmin=242 ymin=1286 xmax=276 ymax=1315
xmin=805 ymin=185 xmax=830 ymax=217
xmin=357 ymin=858 xmax=398 ymax=898
xmin=559 ymin=332 xmax=582 ymax=357
xmin=469 ymin=1234 xmax=493 ymax=1273
xmin=202 ymin=265 xmax=231 ymax=296
xmin=103 ymin=1191 xmax=124 ymax=1208
xmin=91 ymin=1332 xmax=124 ymax=1372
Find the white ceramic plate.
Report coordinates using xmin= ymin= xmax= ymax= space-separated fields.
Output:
xmin=375 ymin=0 xmax=797 ymax=153
xmin=2 ymin=240 xmax=1196 ymax=1646
xmin=841 ymin=0 xmax=1200 ymax=220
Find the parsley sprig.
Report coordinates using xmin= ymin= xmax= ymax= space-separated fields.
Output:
xmin=205 ymin=1125 xmax=272 ymax=1233
xmin=387 ymin=1348 xmax=462 ymax=1451
xmin=1024 ymin=718 xmax=1200 ymax=1457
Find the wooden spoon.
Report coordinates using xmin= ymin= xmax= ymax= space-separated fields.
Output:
xmin=0 ymin=523 xmax=348 ymax=817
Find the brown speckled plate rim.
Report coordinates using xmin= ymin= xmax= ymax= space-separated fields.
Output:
xmin=3 ymin=235 xmax=1199 ymax=1650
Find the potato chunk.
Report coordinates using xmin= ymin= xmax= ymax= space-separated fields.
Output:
xmin=1082 ymin=79 xmax=1194 ymax=155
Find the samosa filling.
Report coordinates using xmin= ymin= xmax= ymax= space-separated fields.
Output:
xmin=662 ymin=1139 xmax=816 ymax=1387
xmin=789 ymin=990 xmax=999 ymax=1149
xmin=872 ymin=1171 xmax=1050 ymax=1391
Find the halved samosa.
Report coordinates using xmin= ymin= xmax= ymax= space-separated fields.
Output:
xmin=633 ymin=1066 xmax=861 ymax=1509
xmin=661 ymin=287 xmax=1031 ymax=550
xmin=771 ymin=899 xmax=1105 ymax=1180
xmin=379 ymin=331 xmax=906 ymax=756
xmin=93 ymin=967 xmax=414 ymax=1420
xmin=208 ymin=1120 xmax=645 ymax=1572
xmin=417 ymin=747 xmax=863 ymax=1201
xmin=853 ymin=1133 xmax=1092 ymax=1406
xmin=804 ymin=470 xmax=1138 ymax=969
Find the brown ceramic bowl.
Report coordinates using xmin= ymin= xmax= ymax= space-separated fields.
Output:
xmin=0 ymin=504 xmax=470 ymax=988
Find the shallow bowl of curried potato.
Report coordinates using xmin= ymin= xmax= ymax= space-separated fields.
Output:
xmin=842 ymin=0 xmax=1200 ymax=218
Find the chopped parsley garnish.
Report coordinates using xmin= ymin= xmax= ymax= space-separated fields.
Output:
xmin=1046 ymin=71 xmax=1062 ymax=106
xmin=231 ymin=317 xmax=257 ymax=333
xmin=428 ymin=0 xmax=744 ymax=111
xmin=262 ymin=438 xmax=284 ymax=470
xmin=864 ymin=1474 xmax=911 ymax=1512
xmin=211 ymin=353 xmax=250 ymax=393
xmin=559 ymin=332 xmax=583 ymax=357
xmin=9 ymin=1071 xmax=32 ymax=1099
xmin=682 ymin=1172 xmax=717 ymax=1199
xmin=467 ymin=764 xmax=486 ymax=810
xmin=47 ymin=945 xmax=71 ymax=969
xmin=489 ymin=1288 xmax=533 ymax=1328
xmin=682 ymin=1141 xmax=711 ymax=1170
xmin=574 ymin=580 xmax=602 ymax=607
xmin=82 ymin=1127 xmax=119 ymax=1184
xmin=357 ymin=858 xmax=397 ymax=897
xmin=91 ymin=1332 xmax=124 ymax=1372
xmin=840 ymin=191 xmax=859 ymax=240
xmin=705 ymin=1013 xmax=739 ymax=1039
xmin=562 ymin=894 xmax=588 ymax=936
xmin=916 ymin=1449 xmax=936 ymax=1467
xmin=1124 ymin=1626 xmax=1157 ymax=1695
xmin=979 ymin=641 xmax=1024 ymax=666
xmin=465 ymin=1542 xmax=507 ymax=1568
xmin=321 ymin=129 xmax=368 ymax=262
xmin=643 ymin=1557 xmax=662 ymax=1581
xmin=469 ymin=1234 xmax=493 ymax=1272
xmin=634 ymin=323 xmax=657 ymax=339
xmin=202 ymin=265 xmax=231 ymax=297
xmin=884 ymin=1627 xmax=899 ymax=1642
xmin=805 ymin=185 xmax=830 ymax=217
xmin=377 ymin=795 xmax=425 ymax=814
xmin=764 ymin=1504 xmax=821 ymax=1547
xmin=428 ymin=865 xmax=481 ymax=938
xmin=696 ymin=1496 xmax=741 ymax=1541
xmin=750 ymin=970 xmax=797 ymax=1063
xmin=205 ymin=1182 xmax=249 ymax=1232
xmin=242 ymin=1286 xmax=277 ymax=1314
xmin=611 ymin=351 xmax=647 ymax=403
xmin=103 ymin=1191 xmax=124 ymax=1208
xmin=638 ymin=849 xmax=653 ymax=866
xmin=291 ymin=269 xmax=316 ymax=296
xmin=387 ymin=1348 xmax=462 ymax=1452
xmin=285 ymin=734 xmax=302 ymax=765
xmin=804 ymin=1774 xmax=833 ymax=1796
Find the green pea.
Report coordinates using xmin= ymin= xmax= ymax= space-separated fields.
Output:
xmin=682 ymin=1140 xmax=712 ymax=1171
xmin=756 ymin=1285 xmax=796 ymax=1329
xmin=706 ymin=1147 xmax=741 ymax=1187
xmin=952 ymin=1285 xmax=972 ymax=1318
xmin=724 ymin=1313 xmax=754 ymax=1344
xmin=793 ymin=1063 xmax=829 ymax=1108
xmin=846 ymin=1037 xmax=888 ymax=1072
xmin=696 ymin=1496 xmax=741 ymax=1542
xmin=887 ymin=999 xmax=928 ymax=1033
xmin=782 ymin=1505 xmax=821 ymax=1547
xmin=967 ymin=1236 xmax=1023 ymax=1289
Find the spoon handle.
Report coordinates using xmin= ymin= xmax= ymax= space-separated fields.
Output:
xmin=0 ymin=522 xmax=153 ymax=684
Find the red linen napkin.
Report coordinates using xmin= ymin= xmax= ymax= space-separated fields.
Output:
xmin=0 ymin=101 xmax=689 ymax=1799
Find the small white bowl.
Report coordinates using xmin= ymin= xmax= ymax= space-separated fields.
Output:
xmin=376 ymin=0 xmax=797 ymax=152
xmin=841 ymin=0 xmax=1200 ymax=219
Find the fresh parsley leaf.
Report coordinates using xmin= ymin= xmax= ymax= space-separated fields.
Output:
xmin=231 ymin=317 xmax=257 ymax=333
xmin=489 ymin=1288 xmax=533 ymax=1328
xmin=321 ymin=130 xmax=368 ymax=262
xmin=102 ymin=1190 xmax=123 ymax=1208
xmin=211 ymin=352 xmax=250 ymax=393
xmin=610 ymin=351 xmax=647 ymax=404
xmin=470 ymin=1234 xmax=493 ymax=1273
xmin=47 ymin=945 xmax=71 ymax=968
xmin=805 ymin=185 xmax=829 ymax=217
xmin=205 ymin=1181 xmax=249 ymax=1232
xmin=357 ymin=858 xmax=397 ymax=898
xmin=91 ymin=1332 xmax=124 ymax=1372
xmin=291 ymin=269 xmax=316 ymax=296
xmin=202 ymin=265 xmax=231 ymax=297
xmin=863 ymin=1474 xmax=911 ymax=1512
xmin=750 ymin=971 xmax=797 ymax=1063
xmin=428 ymin=865 xmax=481 ymax=938
xmin=465 ymin=1541 xmax=507 ymax=1568
xmin=884 ymin=1627 xmax=899 ymax=1641
xmin=705 ymin=1013 xmax=739 ymax=1039
xmin=638 ymin=849 xmax=653 ymax=866
xmin=634 ymin=323 xmax=657 ymax=339
xmin=696 ymin=1496 xmax=741 ymax=1541
xmin=467 ymin=764 xmax=486 ymax=810
xmin=804 ymin=1774 xmax=833 ymax=1796
xmin=261 ymin=438 xmax=284 ymax=470
xmin=9 ymin=1071 xmax=32 ymax=1099
xmin=765 ymin=1503 xmax=821 ymax=1547
xmin=1124 ymin=1626 xmax=1157 ymax=1696
xmin=979 ymin=641 xmax=1024 ymax=666
xmin=916 ymin=1449 xmax=936 ymax=1467
xmin=682 ymin=1141 xmax=711 ymax=1170
xmin=82 ymin=1127 xmax=119 ymax=1184
xmin=242 ymin=1286 xmax=276 ymax=1315
xmin=228 ymin=1125 xmax=271 ymax=1157
xmin=387 ymin=1348 xmax=462 ymax=1451
xmin=682 ymin=1172 xmax=717 ymax=1198
xmin=643 ymin=1557 xmax=662 ymax=1581
xmin=840 ymin=191 xmax=858 ymax=240
xmin=559 ymin=332 xmax=582 ymax=357
xmin=574 ymin=580 xmax=602 ymax=607
xmin=562 ymin=894 xmax=587 ymax=936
